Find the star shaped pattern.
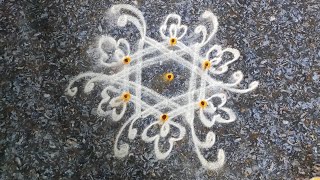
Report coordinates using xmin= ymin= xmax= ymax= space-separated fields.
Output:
xmin=66 ymin=4 xmax=259 ymax=170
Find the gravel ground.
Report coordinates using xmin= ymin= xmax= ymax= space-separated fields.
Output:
xmin=1 ymin=0 xmax=319 ymax=179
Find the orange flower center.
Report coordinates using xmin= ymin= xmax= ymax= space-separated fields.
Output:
xmin=202 ymin=60 xmax=211 ymax=70
xmin=169 ymin=38 xmax=177 ymax=46
xmin=160 ymin=114 xmax=169 ymax=122
xmin=122 ymin=56 xmax=131 ymax=64
xmin=164 ymin=72 xmax=174 ymax=81
xmin=121 ymin=92 xmax=131 ymax=102
xmin=199 ymin=100 xmax=208 ymax=109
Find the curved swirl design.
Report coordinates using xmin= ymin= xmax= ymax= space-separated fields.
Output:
xmin=65 ymin=4 xmax=259 ymax=170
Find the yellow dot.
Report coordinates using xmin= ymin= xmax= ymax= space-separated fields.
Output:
xmin=169 ymin=37 xmax=177 ymax=46
xmin=164 ymin=72 xmax=174 ymax=82
xmin=122 ymin=56 xmax=131 ymax=64
xmin=311 ymin=177 xmax=320 ymax=180
xmin=121 ymin=92 xmax=131 ymax=102
xmin=202 ymin=60 xmax=211 ymax=70
xmin=160 ymin=114 xmax=169 ymax=122
xmin=199 ymin=100 xmax=208 ymax=109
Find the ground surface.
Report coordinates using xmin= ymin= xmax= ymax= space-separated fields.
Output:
xmin=1 ymin=0 xmax=320 ymax=179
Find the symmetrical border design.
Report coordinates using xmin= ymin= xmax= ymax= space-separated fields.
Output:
xmin=66 ymin=4 xmax=258 ymax=170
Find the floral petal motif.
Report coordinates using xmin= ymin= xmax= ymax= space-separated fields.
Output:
xmin=141 ymin=120 xmax=186 ymax=159
xmin=96 ymin=86 xmax=128 ymax=121
xmin=204 ymin=45 xmax=241 ymax=75
xmin=160 ymin=14 xmax=187 ymax=40
xmin=198 ymin=93 xmax=236 ymax=127
xmin=97 ymin=36 xmax=131 ymax=67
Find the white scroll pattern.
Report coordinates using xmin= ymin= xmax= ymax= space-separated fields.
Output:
xmin=66 ymin=4 xmax=259 ymax=170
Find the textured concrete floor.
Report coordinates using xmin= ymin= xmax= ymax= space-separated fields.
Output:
xmin=1 ymin=0 xmax=319 ymax=179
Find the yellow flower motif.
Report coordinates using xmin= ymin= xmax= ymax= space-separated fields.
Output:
xmin=122 ymin=56 xmax=131 ymax=65
xmin=160 ymin=114 xmax=169 ymax=122
xmin=164 ymin=72 xmax=174 ymax=82
xmin=169 ymin=37 xmax=177 ymax=46
xmin=199 ymin=100 xmax=208 ymax=109
xmin=202 ymin=60 xmax=211 ymax=70
xmin=121 ymin=92 xmax=131 ymax=102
